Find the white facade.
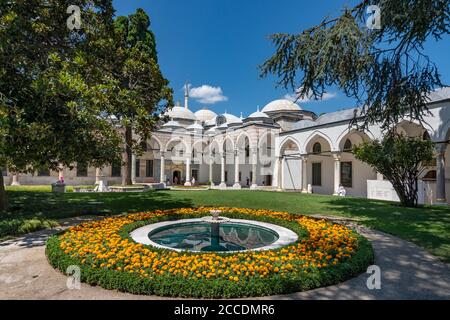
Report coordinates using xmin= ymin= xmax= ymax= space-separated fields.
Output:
xmin=4 ymin=87 xmax=450 ymax=205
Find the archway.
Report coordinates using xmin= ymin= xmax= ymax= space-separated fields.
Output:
xmin=236 ymin=133 xmax=251 ymax=187
xmin=279 ymin=138 xmax=301 ymax=190
xmin=337 ymin=130 xmax=375 ymax=197
xmin=304 ymin=133 xmax=333 ymax=194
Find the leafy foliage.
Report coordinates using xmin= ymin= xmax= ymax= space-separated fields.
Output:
xmin=0 ymin=2 xmax=172 ymax=208
xmin=260 ymin=0 xmax=449 ymax=131
xmin=354 ymin=135 xmax=434 ymax=207
xmin=105 ymin=9 xmax=173 ymax=185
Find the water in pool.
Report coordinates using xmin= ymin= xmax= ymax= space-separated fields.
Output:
xmin=148 ymin=222 xmax=279 ymax=252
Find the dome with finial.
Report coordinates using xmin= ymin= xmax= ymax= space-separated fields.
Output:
xmin=261 ymin=99 xmax=302 ymax=113
xmin=247 ymin=106 xmax=270 ymax=119
xmin=187 ymin=121 xmax=204 ymax=131
xmin=161 ymin=118 xmax=184 ymax=131
xmin=164 ymin=101 xmax=197 ymax=121
xmin=194 ymin=108 xmax=217 ymax=122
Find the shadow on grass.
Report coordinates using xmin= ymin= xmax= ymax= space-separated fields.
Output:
xmin=2 ymin=190 xmax=194 ymax=219
xmin=323 ymin=197 xmax=450 ymax=262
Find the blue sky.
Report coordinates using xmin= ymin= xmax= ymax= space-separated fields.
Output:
xmin=113 ymin=0 xmax=450 ymax=117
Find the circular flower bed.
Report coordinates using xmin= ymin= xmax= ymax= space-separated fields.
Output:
xmin=46 ymin=207 xmax=374 ymax=298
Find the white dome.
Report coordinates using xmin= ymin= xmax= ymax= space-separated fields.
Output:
xmin=247 ymin=111 xmax=269 ymax=119
xmin=161 ymin=119 xmax=184 ymax=130
xmin=186 ymin=122 xmax=204 ymax=131
xmin=194 ymin=108 xmax=217 ymax=122
xmin=205 ymin=126 xmax=218 ymax=135
xmin=221 ymin=113 xmax=242 ymax=124
xmin=261 ymin=99 xmax=302 ymax=113
xmin=165 ymin=106 xmax=197 ymax=121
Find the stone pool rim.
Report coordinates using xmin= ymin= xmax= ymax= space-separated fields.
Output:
xmin=130 ymin=218 xmax=299 ymax=253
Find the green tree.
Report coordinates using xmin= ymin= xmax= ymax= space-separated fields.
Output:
xmin=353 ymin=135 xmax=434 ymax=207
xmin=109 ymin=9 xmax=173 ymax=186
xmin=0 ymin=0 xmax=122 ymax=211
xmin=261 ymin=0 xmax=449 ymax=131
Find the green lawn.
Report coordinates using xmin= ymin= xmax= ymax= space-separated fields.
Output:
xmin=2 ymin=185 xmax=450 ymax=262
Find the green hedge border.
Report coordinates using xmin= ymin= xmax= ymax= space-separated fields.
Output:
xmin=46 ymin=210 xmax=374 ymax=298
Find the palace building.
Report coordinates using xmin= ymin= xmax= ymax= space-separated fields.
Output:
xmin=3 ymin=87 xmax=450 ymax=205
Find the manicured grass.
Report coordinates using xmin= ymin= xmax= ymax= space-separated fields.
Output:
xmin=2 ymin=185 xmax=450 ymax=262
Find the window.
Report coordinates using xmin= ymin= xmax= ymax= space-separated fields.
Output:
xmin=111 ymin=161 xmax=121 ymax=177
xmin=216 ymin=115 xmax=226 ymax=126
xmin=245 ymin=145 xmax=250 ymax=158
xmin=343 ymin=139 xmax=352 ymax=151
xmin=423 ymin=131 xmax=431 ymax=141
xmin=1 ymin=166 xmax=7 ymax=176
xmin=312 ymin=163 xmax=321 ymax=186
xmin=76 ymin=162 xmax=88 ymax=177
xmin=37 ymin=168 xmax=50 ymax=176
xmin=340 ymin=161 xmax=352 ymax=188
xmin=312 ymin=142 xmax=322 ymax=154
xmin=239 ymin=172 xmax=242 ymax=181
xmin=146 ymin=160 xmax=153 ymax=177
xmin=225 ymin=171 xmax=228 ymax=182
xmin=135 ymin=159 xmax=140 ymax=178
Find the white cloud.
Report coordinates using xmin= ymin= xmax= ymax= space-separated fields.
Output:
xmin=284 ymin=89 xmax=336 ymax=103
xmin=188 ymin=84 xmax=228 ymax=104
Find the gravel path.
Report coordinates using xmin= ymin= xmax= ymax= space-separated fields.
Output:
xmin=1 ymin=215 xmax=449 ymax=300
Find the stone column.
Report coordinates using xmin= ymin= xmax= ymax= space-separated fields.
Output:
xmin=160 ymin=151 xmax=165 ymax=184
xmin=436 ymin=148 xmax=447 ymax=205
xmin=250 ymin=151 xmax=258 ymax=189
xmin=333 ymin=153 xmax=341 ymax=195
xmin=58 ymin=167 xmax=64 ymax=181
xmin=301 ymin=156 xmax=308 ymax=193
xmin=209 ymin=156 xmax=214 ymax=186
xmin=11 ymin=174 xmax=20 ymax=186
xmin=233 ymin=150 xmax=241 ymax=189
xmin=219 ymin=152 xmax=227 ymax=189
xmin=131 ymin=154 xmax=136 ymax=184
xmin=277 ymin=156 xmax=283 ymax=191
xmin=95 ymin=168 xmax=101 ymax=184
xmin=184 ymin=153 xmax=192 ymax=186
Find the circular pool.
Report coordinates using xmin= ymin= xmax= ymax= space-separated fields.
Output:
xmin=130 ymin=218 xmax=298 ymax=252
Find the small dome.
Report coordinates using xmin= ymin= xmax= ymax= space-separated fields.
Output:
xmin=161 ymin=119 xmax=184 ymax=130
xmin=165 ymin=105 xmax=197 ymax=121
xmin=221 ymin=113 xmax=242 ymax=125
xmin=204 ymin=118 xmax=216 ymax=127
xmin=261 ymin=99 xmax=302 ymax=113
xmin=247 ymin=110 xmax=269 ymax=119
xmin=194 ymin=108 xmax=217 ymax=122
xmin=186 ymin=121 xmax=203 ymax=131
xmin=205 ymin=126 xmax=218 ymax=135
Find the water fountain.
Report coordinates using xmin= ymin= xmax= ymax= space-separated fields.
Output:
xmin=130 ymin=210 xmax=298 ymax=252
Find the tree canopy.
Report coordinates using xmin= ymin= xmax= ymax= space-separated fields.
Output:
xmin=260 ymin=0 xmax=450 ymax=131
xmin=108 ymin=9 xmax=173 ymax=185
xmin=354 ymin=135 xmax=434 ymax=207
xmin=0 ymin=2 xmax=172 ymax=208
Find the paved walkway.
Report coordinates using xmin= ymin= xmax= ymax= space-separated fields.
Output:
xmin=0 ymin=215 xmax=449 ymax=300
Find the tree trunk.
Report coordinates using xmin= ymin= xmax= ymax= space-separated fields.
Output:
xmin=0 ymin=174 xmax=7 ymax=211
xmin=122 ymin=126 xmax=133 ymax=186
